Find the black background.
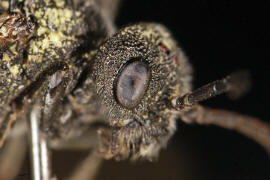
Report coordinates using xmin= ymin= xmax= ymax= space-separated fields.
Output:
xmin=95 ymin=1 xmax=270 ymax=180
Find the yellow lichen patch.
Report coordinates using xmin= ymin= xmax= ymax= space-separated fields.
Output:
xmin=34 ymin=7 xmax=78 ymax=34
xmin=43 ymin=0 xmax=54 ymax=6
xmin=28 ymin=30 xmax=73 ymax=61
xmin=55 ymin=0 xmax=66 ymax=8
xmin=9 ymin=44 xmax=18 ymax=56
xmin=2 ymin=53 xmax=11 ymax=62
xmin=27 ymin=6 xmax=83 ymax=64
xmin=28 ymin=54 xmax=43 ymax=63
xmin=0 ymin=26 xmax=8 ymax=37
xmin=9 ymin=65 xmax=20 ymax=77
xmin=48 ymin=31 xmax=66 ymax=47
xmin=29 ymin=38 xmax=50 ymax=54
xmin=37 ymin=26 xmax=49 ymax=36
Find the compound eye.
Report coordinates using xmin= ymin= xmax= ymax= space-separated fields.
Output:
xmin=114 ymin=59 xmax=150 ymax=109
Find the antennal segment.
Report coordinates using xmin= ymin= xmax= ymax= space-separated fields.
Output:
xmin=172 ymin=70 xmax=251 ymax=110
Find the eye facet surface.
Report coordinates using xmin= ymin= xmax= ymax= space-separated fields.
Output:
xmin=114 ymin=59 xmax=150 ymax=109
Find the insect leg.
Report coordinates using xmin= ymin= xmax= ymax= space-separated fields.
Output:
xmin=48 ymin=130 xmax=100 ymax=151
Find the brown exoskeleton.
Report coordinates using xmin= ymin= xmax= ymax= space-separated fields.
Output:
xmin=0 ymin=0 xmax=269 ymax=180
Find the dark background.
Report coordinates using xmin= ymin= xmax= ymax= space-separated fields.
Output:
xmin=95 ymin=1 xmax=270 ymax=180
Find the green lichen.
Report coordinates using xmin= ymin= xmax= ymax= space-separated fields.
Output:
xmin=0 ymin=0 xmax=109 ymax=112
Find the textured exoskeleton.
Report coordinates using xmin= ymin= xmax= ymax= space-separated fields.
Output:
xmin=0 ymin=0 xmax=269 ymax=180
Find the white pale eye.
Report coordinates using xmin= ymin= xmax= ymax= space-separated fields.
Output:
xmin=115 ymin=60 xmax=150 ymax=109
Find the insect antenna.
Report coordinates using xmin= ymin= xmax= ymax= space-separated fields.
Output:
xmin=171 ymin=71 xmax=270 ymax=153
xmin=171 ymin=70 xmax=251 ymax=110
